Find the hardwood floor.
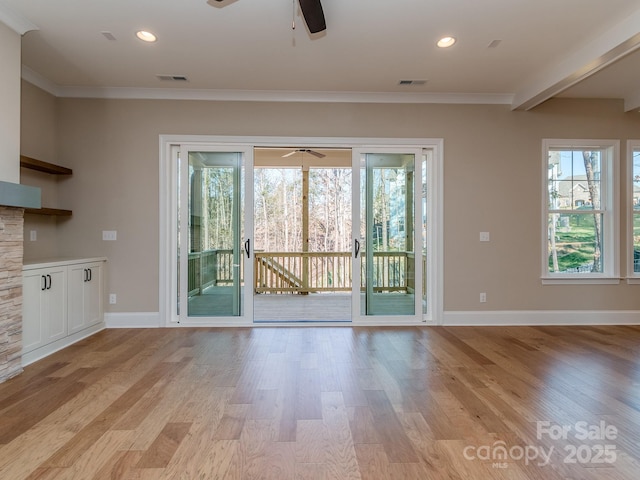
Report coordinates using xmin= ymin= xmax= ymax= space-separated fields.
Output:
xmin=1 ymin=325 xmax=640 ymax=479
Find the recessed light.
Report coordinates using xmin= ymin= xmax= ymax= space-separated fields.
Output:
xmin=136 ymin=30 xmax=157 ymax=43
xmin=437 ymin=36 xmax=456 ymax=48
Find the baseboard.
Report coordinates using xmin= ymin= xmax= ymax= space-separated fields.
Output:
xmin=443 ymin=310 xmax=640 ymax=326
xmin=103 ymin=310 xmax=640 ymax=329
xmin=104 ymin=312 xmax=161 ymax=328
xmin=22 ymin=322 xmax=105 ymax=367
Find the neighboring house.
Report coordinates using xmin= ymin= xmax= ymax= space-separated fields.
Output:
xmin=555 ymin=175 xmax=593 ymax=209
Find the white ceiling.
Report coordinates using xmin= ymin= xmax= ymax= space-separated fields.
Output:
xmin=2 ymin=0 xmax=640 ymax=110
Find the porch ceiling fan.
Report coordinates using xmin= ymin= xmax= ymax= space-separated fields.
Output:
xmin=282 ymin=148 xmax=326 ymax=158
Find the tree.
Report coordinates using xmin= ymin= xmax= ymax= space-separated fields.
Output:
xmin=582 ymin=151 xmax=602 ymax=272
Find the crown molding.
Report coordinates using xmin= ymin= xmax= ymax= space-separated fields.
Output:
xmin=21 ymin=66 xmax=60 ymax=95
xmin=623 ymin=88 xmax=640 ymax=112
xmin=0 ymin=4 xmax=38 ymax=35
xmin=21 ymin=67 xmax=513 ymax=105
xmin=55 ymin=87 xmax=514 ymax=105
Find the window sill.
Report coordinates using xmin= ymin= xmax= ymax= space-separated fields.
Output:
xmin=626 ymin=277 xmax=640 ymax=285
xmin=541 ymin=277 xmax=621 ymax=285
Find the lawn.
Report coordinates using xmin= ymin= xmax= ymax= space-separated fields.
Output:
xmin=549 ymin=214 xmax=599 ymax=272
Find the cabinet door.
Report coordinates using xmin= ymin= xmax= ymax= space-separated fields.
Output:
xmin=68 ymin=262 xmax=104 ymax=334
xmin=22 ymin=266 xmax=67 ymax=351
xmin=22 ymin=271 xmax=46 ymax=353
xmin=68 ymin=265 xmax=87 ymax=334
xmin=44 ymin=268 xmax=67 ymax=343
xmin=84 ymin=263 xmax=103 ymax=328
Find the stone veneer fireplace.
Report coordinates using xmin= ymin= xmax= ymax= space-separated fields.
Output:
xmin=0 ymin=181 xmax=40 ymax=383
xmin=0 ymin=206 xmax=25 ymax=382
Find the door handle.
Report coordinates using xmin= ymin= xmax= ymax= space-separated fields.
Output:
xmin=354 ymin=239 xmax=360 ymax=258
xmin=244 ymin=238 xmax=250 ymax=258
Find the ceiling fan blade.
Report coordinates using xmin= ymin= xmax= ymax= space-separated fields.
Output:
xmin=282 ymin=148 xmax=326 ymax=158
xmin=306 ymin=149 xmax=326 ymax=158
xmin=298 ymin=0 xmax=326 ymax=34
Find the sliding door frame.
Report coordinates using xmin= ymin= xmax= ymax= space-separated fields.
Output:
xmin=160 ymin=135 xmax=443 ymax=327
xmin=177 ymin=144 xmax=254 ymax=325
xmin=352 ymin=147 xmax=425 ymax=324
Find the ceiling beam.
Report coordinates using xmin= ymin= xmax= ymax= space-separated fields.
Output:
xmin=512 ymin=7 xmax=640 ymax=111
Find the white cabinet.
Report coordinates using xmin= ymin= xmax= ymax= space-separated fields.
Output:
xmin=68 ymin=262 xmax=103 ymax=334
xmin=22 ymin=266 xmax=67 ymax=353
xmin=22 ymin=258 xmax=106 ymax=364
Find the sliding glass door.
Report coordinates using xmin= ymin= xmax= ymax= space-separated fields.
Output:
xmin=352 ymin=148 xmax=423 ymax=321
xmin=178 ymin=145 xmax=253 ymax=323
xmin=165 ymin=137 xmax=437 ymax=326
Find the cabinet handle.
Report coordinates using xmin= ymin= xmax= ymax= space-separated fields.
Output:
xmin=41 ymin=275 xmax=47 ymax=291
xmin=46 ymin=274 xmax=52 ymax=290
xmin=84 ymin=269 xmax=87 ymax=282
xmin=88 ymin=268 xmax=92 ymax=282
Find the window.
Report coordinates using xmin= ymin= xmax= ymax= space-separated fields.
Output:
xmin=542 ymin=139 xmax=619 ymax=283
xmin=628 ymin=141 xmax=640 ymax=281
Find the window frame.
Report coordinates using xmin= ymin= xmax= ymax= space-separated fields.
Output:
xmin=627 ymin=140 xmax=640 ymax=283
xmin=541 ymin=139 xmax=620 ymax=284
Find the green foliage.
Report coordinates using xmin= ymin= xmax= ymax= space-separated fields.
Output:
xmin=549 ymin=216 xmax=598 ymax=271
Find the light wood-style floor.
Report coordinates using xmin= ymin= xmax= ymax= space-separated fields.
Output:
xmin=1 ymin=325 xmax=640 ymax=479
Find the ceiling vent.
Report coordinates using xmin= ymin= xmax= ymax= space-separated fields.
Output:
xmin=398 ymin=79 xmax=427 ymax=86
xmin=156 ymin=74 xmax=189 ymax=82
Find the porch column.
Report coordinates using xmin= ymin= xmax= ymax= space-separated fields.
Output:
xmin=302 ymin=166 xmax=309 ymax=294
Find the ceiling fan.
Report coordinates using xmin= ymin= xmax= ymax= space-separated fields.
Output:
xmin=212 ymin=0 xmax=326 ymax=34
xmin=282 ymin=148 xmax=326 ymax=158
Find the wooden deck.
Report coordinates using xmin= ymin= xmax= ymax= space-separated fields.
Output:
xmin=1 ymin=325 xmax=639 ymax=479
xmin=188 ymin=288 xmax=416 ymax=320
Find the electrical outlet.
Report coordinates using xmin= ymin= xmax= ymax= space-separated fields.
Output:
xmin=29 ymin=230 xmax=37 ymax=241
xmin=103 ymin=230 xmax=117 ymax=241
xmin=109 ymin=294 xmax=117 ymax=304
xmin=480 ymin=292 xmax=487 ymax=303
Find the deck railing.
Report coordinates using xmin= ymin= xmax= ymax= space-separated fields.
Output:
xmin=255 ymin=252 xmax=352 ymax=294
xmin=366 ymin=251 xmax=407 ymax=292
xmin=189 ymin=249 xmax=424 ymax=296
xmin=188 ymin=249 xmax=240 ymax=295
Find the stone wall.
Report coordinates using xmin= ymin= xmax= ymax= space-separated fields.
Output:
xmin=0 ymin=206 xmax=24 ymax=382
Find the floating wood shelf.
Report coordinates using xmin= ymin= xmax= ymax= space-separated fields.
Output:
xmin=20 ymin=155 xmax=73 ymax=216
xmin=24 ymin=207 xmax=73 ymax=217
xmin=20 ymin=155 xmax=72 ymax=175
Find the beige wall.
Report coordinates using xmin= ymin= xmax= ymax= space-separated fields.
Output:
xmin=0 ymin=22 xmax=21 ymax=183
xmin=21 ymin=87 xmax=640 ymax=313
xmin=21 ymin=81 xmax=61 ymax=259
